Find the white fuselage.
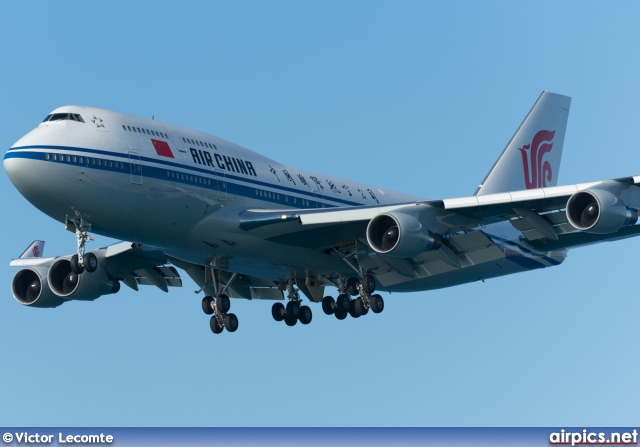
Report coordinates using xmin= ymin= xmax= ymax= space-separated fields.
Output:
xmin=4 ymin=105 xmax=566 ymax=292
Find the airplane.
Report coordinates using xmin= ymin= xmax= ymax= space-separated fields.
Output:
xmin=5 ymin=91 xmax=640 ymax=335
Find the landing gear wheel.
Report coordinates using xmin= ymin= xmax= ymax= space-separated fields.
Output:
xmin=202 ymin=296 xmax=215 ymax=315
xmin=70 ymin=254 xmax=84 ymax=274
xmin=217 ymin=294 xmax=231 ymax=313
xmin=210 ymin=316 xmax=223 ymax=334
xmin=336 ymin=294 xmax=351 ymax=313
xmin=362 ymin=274 xmax=376 ymax=294
xmin=298 ymin=305 xmax=312 ymax=324
xmin=346 ymin=277 xmax=359 ymax=296
xmin=335 ymin=311 xmax=348 ymax=320
xmin=284 ymin=315 xmax=298 ymax=326
xmin=286 ymin=300 xmax=300 ymax=319
xmin=110 ymin=280 xmax=120 ymax=294
xmin=354 ymin=297 xmax=369 ymax=316
xmin=371 ymin=294 xmax=384 ymax=314
xmin=272 ymin=302 xmax=285 ymax=322
xmin=224 ymin=313 xmax=238 ymax=332
xmin=348 ymin=300 xmax=360 ymax=318
xmin=322 ymin=296 xmax=335 ymax=315
xmin=84 ymin=252 xmax=98 ymax=273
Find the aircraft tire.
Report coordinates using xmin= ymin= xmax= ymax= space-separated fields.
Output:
xmin=217 ymin=294 xmax=231 ymax=313
xmin=224 ymin=313 xmax=238 ymax=332
xmin=371 ymin=294 xmax=384 ymax=314
xmin=210 ymin=316 xmax=223 ymax=334
xmin=336 ymin=294 xmax=350 ymax=313
xmin=286 ymin=300 xmax=300 ymax=319
xmin=355 ymin=298 xmax=368 ymax=316
xmin=284 ymin=315 xmax=297 ymax=326
xmin=202 ymin=296 xmax=215 ymax=315
xmin=299 ymin=305 xmax=312 ymax=324
xmin=335 ymin=311 xmax=348 ymax=320
xmin=346 ymin=277 xmax=359 ymax=296
xmin=362 ymin=274 xmax=376 ymax=294
xmin=322 ymin=296 xmax=335 ymax=315
xmin=348 ymin=300 xmax=360 ymax=318
xmin=84 ymin=253 xmax=98 ymax=273
xmin=70 ymin=254 xmax=84 ymax=274
xmin=272 ymin=302 xmax=285 ymax=321
xmin=110 ymin=279 xmax=120 ymax=294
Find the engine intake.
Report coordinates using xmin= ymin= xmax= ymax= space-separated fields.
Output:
xmin=11 ymin=266 xmax=64 ymax=308
xmin=366 ymin=212 xmax=436 ymax=258
xmin=47 ymin=258 xmax=116 ymax=300
xmin=566 ymin=189 xmax=637 ymax=234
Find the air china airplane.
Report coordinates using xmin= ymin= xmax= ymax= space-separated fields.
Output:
xmin=6 ymin=91 xmax=640 ymax=335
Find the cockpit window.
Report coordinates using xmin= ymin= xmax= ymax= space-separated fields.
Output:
xmin=42 ymin=113 xmax=85 ymax=123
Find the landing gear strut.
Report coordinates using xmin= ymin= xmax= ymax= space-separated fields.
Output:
xmin=68 ymin=218 xmax=97 ymax=274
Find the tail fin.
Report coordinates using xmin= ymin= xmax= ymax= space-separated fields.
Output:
xmin=475 ymin=91 xmax=571 ymax=195
xmin=19 ymin=240 xmax=45 ymax=259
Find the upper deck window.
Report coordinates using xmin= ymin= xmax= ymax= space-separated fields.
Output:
xmin=42 ymin=113 xmax=85 ymax=123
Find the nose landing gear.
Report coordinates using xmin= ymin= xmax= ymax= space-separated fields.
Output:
xmin=67 ymin=218 xmax=97 ymax=275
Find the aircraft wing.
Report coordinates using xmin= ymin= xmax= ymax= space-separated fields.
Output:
xmin=239 ymin=176 xmax=640 ymax=252
xmin=9 ymin=239 xmax=188 ymax=308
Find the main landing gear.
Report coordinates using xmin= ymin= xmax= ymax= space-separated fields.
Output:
xmin=321 ymin=275 xmax=384 ymax=320
xmin=202 ymin=294 xmax=238 ymax=334
xmin=271 ymin=280 xmax=313 ymax=327
xmin=201 ymin=269 xmax=238 ymax=334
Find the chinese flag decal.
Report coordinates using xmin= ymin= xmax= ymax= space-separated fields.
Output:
xmin=151 ymin=139 xmax=174 ymax=158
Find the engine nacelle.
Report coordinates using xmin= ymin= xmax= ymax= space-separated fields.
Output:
xmin=366 ymin=211 xmax=436 ymax=258
xmin=12 ymin=266 xmax=64 ymax=308
xmin=47 ymin=258 xmax=117 ymax=300
xmin=566 ymin=188 xmax=638 ymax=234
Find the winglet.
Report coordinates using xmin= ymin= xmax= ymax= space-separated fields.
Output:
xmin=475 ymin=91 xmax=571 ymax=196
xmin=19 ymin=240 xmax=45 ymax=258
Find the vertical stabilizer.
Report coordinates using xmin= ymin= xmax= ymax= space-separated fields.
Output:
xmin=475 ymin=91 xmax=571 ymax=196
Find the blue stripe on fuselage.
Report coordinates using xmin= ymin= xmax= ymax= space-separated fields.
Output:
xmin=5 ymin=146 xmax=364 ymax=208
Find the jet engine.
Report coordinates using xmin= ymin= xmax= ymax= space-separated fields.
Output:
xmin=47 ymin=258 xmax=118 ymax=300
xmin=11 ymin=266 xmax=65 ymax=308
xmin=366 ymin=211 xmax=436 ymax=258
xmin=12 ymin=256 xmax=119 ymax=308
xmin=566 ymin=188 xmax=638 ymax=234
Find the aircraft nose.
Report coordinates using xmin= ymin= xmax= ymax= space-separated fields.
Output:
xmin=4 ymin=151 xmax=37 ymax=196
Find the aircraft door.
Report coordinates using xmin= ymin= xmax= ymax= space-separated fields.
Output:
xmin=164 ymin=128 xmax=186 ymax=157
xmin=128 ymin=151 xmax=142 ymax=184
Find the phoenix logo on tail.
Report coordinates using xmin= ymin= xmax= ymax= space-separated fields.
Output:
xmin=519 ymin=129 xmax=556 ymax=189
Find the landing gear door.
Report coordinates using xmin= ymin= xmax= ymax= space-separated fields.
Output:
xmin=128 ymin=151 xmax=142 ymax=184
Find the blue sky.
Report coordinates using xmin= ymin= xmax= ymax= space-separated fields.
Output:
xmin=1 ymin=1 xmax=640 ymax=427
